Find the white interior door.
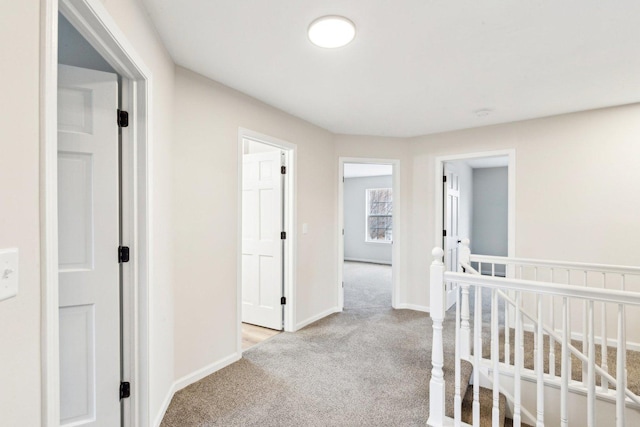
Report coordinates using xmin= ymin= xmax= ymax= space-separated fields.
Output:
xmin=444 ymin=163 xmax=460 ymax=308
xmin=242 ymin=149 xmax=284 ymax=331
xmin=58 ymin=64 xmax=120 ymax=426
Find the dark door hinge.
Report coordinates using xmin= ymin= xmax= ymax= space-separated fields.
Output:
xmin=118 ymin=246 xmax=130 ymax=263
xmin=443 ymin=175 xmax=447 ymax=183
xmin=120 ymin=382 xmax=131 ymax=399
xmin=281 ymin=296 xmax=286 ymax=305
xmin=281 ymin=166 xmax=286 ymax=174
xmin=281 ymin=231 xmax=286 ymax=240
xmin=117 ymin=110 xmax=129 ymax=128
xmin=443 ymin=230 xmax=447 ymax=237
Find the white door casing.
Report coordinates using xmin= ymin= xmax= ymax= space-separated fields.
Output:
xmin=58 ymin=64 xmax=120 ymax=426
xmin=444 ymin=163 xmax=460 ymax=308
xmin=241 ymin=149 xmax=284 ymax=330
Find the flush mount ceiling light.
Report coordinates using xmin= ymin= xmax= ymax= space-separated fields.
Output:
xmin=308 ymin=16 xmax=356 ymax=48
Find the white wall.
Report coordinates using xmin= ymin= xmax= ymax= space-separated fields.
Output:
xmin=336 ymin=104 xmax=640 ymax=311
xmin=172 ymin=67 xmax=337 ymax=380
xmin=472 ymin=167 xmax=508 ymax=256
xmin=0 ymin=1 xmax=41 ymax=425
xmin=344 ymin=175 xmax=393 ymax=264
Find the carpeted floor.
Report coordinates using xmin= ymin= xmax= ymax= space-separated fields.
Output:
xmin=343 ymin=261 xmax=392 ymax=309
xmin=160 ymin=262 xmax=456 ymax=426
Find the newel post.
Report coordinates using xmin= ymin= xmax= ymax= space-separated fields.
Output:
xmin=459 ymin=238 xmax=471 ymax=360
xmin=428 ymin=247 xmax=446 ymax=427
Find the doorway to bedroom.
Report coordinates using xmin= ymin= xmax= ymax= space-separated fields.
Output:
xmin=339 ymin=160 xmax=398 ymax=310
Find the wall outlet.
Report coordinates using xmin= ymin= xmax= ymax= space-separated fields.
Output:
xmin=0 ymin=248 xmax=18 ymax=302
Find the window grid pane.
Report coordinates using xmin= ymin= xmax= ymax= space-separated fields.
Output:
xmin=366 ymin=188 xmax=393 ymax=242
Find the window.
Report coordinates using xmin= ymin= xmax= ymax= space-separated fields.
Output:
xmin=366 ymin=188 xmax=393 ymax=243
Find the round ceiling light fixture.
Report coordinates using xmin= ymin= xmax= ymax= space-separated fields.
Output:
xmin=308 ymin=16 xmax=356 ymax=48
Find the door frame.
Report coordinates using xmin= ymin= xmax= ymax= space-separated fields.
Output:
xmin=434 ymin=149 xmax=516 ymax=260
xmin=41 ymin=1 xmax=151 ymax=425
xmin=237 ymin=128 xmax=297 ymax=350
xmin=338 ymin=157 xmax=401 ymax=310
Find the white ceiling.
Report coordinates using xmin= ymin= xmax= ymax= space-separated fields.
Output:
xmin=344 ymin=163 xmax=392 ymax=178
xmin=141 ymin=0 xmax=640 ymax=137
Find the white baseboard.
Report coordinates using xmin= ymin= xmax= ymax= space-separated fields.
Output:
xmin=153 ymin=382 xmax=177 ymax=427
xmin=153 ymin=352 xmax=241 ymax=426
xmin=518 ymin=322 xmax=640 ymax=352
xmin=395 ymin=303 xmax=430 ymax=313
xmin=295 ymin=307 xmax=339 ymax=330
xmin=344 ymin=257 xmax=392 ymax=265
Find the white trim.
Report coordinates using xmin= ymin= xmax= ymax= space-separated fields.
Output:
xmin=344 ymin=258 xmax=392 ymax=265
xmin=338 ymin=157 xmax=401 ymax=311
xmin=295 ymin=307 xmax=340 ymax=331
xmin=42 ymin=1 xmax=152 ymax=425
xmin=152 ymin=383 xmax=177 ymax=427
xmin=395 ymin=303 xmax=430 ymax=313
xmin=517 ymin=325 xmax=640 ymax=353
xmin=237 ymin=128 xmax=298 ymax=356
xmin=173 ymin=353 xmax=241 ymax=393
xmin=152 ymin=353 xmax=241 ymax=427
xmin=434 ymin=149 xmax=516 ymax=256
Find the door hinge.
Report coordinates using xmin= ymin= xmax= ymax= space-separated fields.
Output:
xmin=281 ymin=231 xmax=286 ymax=240
xmin=117 ymin=110 xmax=129 ymax=128
xmin=118 ymin=246 xmax=130 ymax=263
xmin=443 ymin=175 xmax=447 ymax=183
xmin=281 ymin=296 xmax=286 ymax=305
xmin=120 ymin=382 xmax=131 ymax=399
xmin=342 ymin=281 xmax=344 ymax=288
xmin=281 ymin=166 xmax=286 ymax=174
xmin=443 ymin=230 xmax=447 ymax=237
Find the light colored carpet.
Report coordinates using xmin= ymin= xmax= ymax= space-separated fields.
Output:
xmin=343 ymin=261 xmax=392 ymax=309
xmin=161 ymin=307 xmax=441 ymax=426
xmin=160 ymin=262 xmax=457 ymax=426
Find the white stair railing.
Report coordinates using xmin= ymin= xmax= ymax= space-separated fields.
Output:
xmin=429 ymin=241 xmax=640 ymax=427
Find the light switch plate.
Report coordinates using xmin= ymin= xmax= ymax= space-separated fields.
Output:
xmin=0 ymin=248 xmax=19 ymax=302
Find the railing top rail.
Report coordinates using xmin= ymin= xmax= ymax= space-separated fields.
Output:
xmin=445 ymin=271 xmax=640 ymax=305
xmin=468 ymin=254 xmax=640 ymax=275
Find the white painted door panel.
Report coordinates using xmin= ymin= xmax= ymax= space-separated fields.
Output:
xmin=58 ymin=64 xmax=120 ymax=426
xmin=444 ymin=163 xmax=460 ymax=309
xmin=242 ymin=149 xmax=283 ymax=331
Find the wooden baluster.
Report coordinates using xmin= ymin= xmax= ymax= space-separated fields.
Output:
xmin=582 ymin=271 xmax=588 ymax=386
xmin=514 ymin=291 xmax=522 ymax=427
xmin=587 ymin=300 xmax=595 ymax=427
xmin=459 ymin=239 xmax=471 ymax=360
xmin=505 ymin=288 xmax=511 ymax=367
xmin=473 ymin=285 xmax=482 ymax=427
xmin=536 ymin=294 xmax=544 ymax=427
xmin=622 ymin=275 xmax=628 ymax=385
xmin=427 ymin=248 xmax=445 ymax=427
xmin=533 ymin=269 xmax=538 ymax=372
xmin=561 ymin=297 xmax=569 ymax=427
xmin=492 ymin=288 xmax=500 ymax=427
xmin=460 ymin=284 xmax=471 ymax=360
xmin=616 ymin=303 xmax=626 ymax=427
xmin=455 ymin=285 xmax=462 ymax=426
xmin=491 ymin=263 xmax=495 ymax=277
xmin=601 ymin=273 xmax=609 ymax=392
xmin=549 ymin=268 xmax=556 ymax=378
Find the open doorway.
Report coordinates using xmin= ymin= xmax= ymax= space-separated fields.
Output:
xmin=238 ymin=130 xmax=296 ymax=352
xmin=436 ymin=150 xmax=515 ymax=306
xmin=43 ymin=1 xmax=152 ymax=425
xmin=338 ymin=158 xmax=400 ymax=311
xmin=436 ymin=150 xmax=515 ymax=270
